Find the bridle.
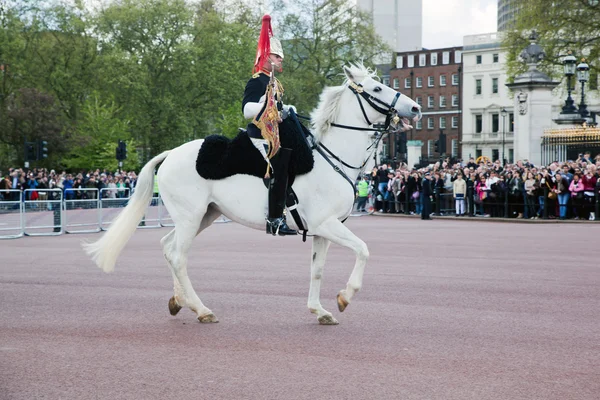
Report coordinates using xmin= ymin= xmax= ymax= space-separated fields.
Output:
xmin=292 ymin=79 xmax=410 ymax=197
xmin=330 ymin=80 xmax=402 ymax=133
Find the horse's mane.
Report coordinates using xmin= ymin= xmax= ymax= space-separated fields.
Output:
xmin=310 ymin=63 xmax=378 ymax=143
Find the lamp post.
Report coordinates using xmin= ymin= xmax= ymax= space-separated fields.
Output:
xmin=577 ymin=58 xmax=590 ymax=119
xmin=501 ymin=107 xmax=507 ymax=165
xmin=562 ymin=51 xmax=577 ymax=113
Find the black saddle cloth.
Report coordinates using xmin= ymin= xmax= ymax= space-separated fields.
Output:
xmin=196 ymin=118 xmax=314 ymax=183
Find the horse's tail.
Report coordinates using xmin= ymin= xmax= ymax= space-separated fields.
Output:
xmin=82 ymin=150 xmax=171 ymax=273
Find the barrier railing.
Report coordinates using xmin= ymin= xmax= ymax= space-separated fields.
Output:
xmin=99 ymin=188 xmax=130 ymax=230
xmin=23 ymin=189 xmax=63 ymax=236
xmin=63 ymin=188 xmax=101 ymax=234
xmin=158 ymin=196 xmax=174 ymax=227
xmin=139 ymin=195 xmax=161 ymax=229
xmin=0 ymin=190 xmax=24 ymax=239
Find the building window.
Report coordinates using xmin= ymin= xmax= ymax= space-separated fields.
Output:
xmin=416 ymin=77 xmax=423 ymax=87
xmin=492 ymin=78 xmax=498 ymax=94
xmin=439 ymin=117 xmax=446 ymax=129
xmin=427 ymin=117 xmax=434 ymax=129
xmin=393 ymin=78 xmax=400 ymax=89
xmin=428 ymin=96 xmax=434 ymax=108
xmin=476 ymin=149 xmax=482 ymax=159
xmin=475 ymin=79 xmax=482 ymax=95
xmin=509 ymin=112 xmax=514 ymax=132
xmin=439 ymin=96 xmax=446 ymax=108
xmin=419 ymin=54 xmax=426 ymax=66
xmin=452 ymin=74 xmax=459 ymax=85
xmin=416 ymin=120 xmax=422 ymax=130
xmin=428 ymin=140 xmax=434 ymax=157
xmin=475 ymin=114 xmax=482 ymax=133
xmin=407 ymin=55 xmax=415 ymax=68
xmin=403 ymin=78 xmax=409 ymax=88
xmin=455 ymin=50 xmax=462 ymax=63
xmin=383 ymin=77 xmax=390 ymax=86
xmin=509 ymin=148 xmax=514 ymax=163
xmin=416 ymin=96 xmax=422 ymax=106
xmin=492 ymin=149 xmax=499 ymax=162
xmin=492 ymin=113 xmax=499 ymax=132
xmin=452 ymin=116 xmax=459 ymax=128
xmin=493 ymin=53 xmax=499 ymax=63
xmin=451 ymin=94 xmax=459 ymax=107
xmin=442 ymin=51 xmax=450 ymax=64
xmin=451 ymin=139 xmax=458 ymax=157
xmin=440 ymin=75 xmax=446 ymax=86
xmin=476 ymin=55 xmax=482 ymax=64
xmin=428 ymin=76 xmax=434 ymax=87
xmin=396 ymin=56 xmax=403 ymax=69
xmin=431 ymin=53 xmax=438 ymax=65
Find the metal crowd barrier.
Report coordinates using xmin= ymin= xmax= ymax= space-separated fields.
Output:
xmin=23 ymin=189 xmax=63 ymax=236
xmin=139 ymin=195 xmax=161 ymax=228
xmin=99 ymin=188 xmax=130 ymax=230
xmin=63 ymin=188 xmax=101 ymax=234
xmin=0 ymin=190 xmax=24 ymax=239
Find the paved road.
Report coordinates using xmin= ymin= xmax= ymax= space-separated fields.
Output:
xmin=1 ymin=217 xmax=599 ymax=399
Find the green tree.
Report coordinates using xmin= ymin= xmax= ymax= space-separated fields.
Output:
xmin=62 ymin=93 xmax=138 ymax=171
xmin=503 ymin=0 xmax=600 ymax=83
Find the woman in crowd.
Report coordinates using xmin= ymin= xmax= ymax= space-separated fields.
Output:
xmin=581 ymin=168 xmax=597 ymax=220
xmin=524 ymin=172 xmax=537 ymax=219
xmin=569 ymin=173 xmax=585 ymax=220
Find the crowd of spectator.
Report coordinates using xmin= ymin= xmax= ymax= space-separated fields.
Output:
xmin=0 ymin=168 xmax=138 ymax=202
xmin=357 ymin=151 xmax=600 ymax=221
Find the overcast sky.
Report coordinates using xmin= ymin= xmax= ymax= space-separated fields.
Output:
xmin=422 ymin=0 xmax=497 ymax=48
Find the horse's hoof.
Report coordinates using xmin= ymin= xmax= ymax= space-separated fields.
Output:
xmin=318 ymin=315 xmax=339 ymax=325
xmin=168 ymin=296 xmax=182 ymax=316
xmin=198 ymin=313 xmax=219 ymax=323
xmin=337 ymin=292 xmax=349 ymax=312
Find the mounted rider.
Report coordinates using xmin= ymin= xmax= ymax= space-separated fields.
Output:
xmin=243 ymin=14 xmax=298 ymax=236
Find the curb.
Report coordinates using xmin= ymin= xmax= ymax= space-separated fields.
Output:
xmin=369 ymin=212 xmax=597 ymax=224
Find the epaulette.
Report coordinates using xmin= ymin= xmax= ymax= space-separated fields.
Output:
xmin=252 ymin=72 xmax=261 ymax=79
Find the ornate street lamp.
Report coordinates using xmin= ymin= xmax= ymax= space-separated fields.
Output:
xmin=562 ymin=51 xmax=577 ymax=113
xmin=577 ymin=58 xmax=590 ymax=118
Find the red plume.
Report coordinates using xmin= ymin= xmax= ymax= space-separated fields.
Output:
xmin=254 ymin=14 xmax=273 ymax=73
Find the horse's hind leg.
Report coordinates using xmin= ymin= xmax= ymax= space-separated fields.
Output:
xmin=307 ymin=236 xmax=338 ymax=325
xmin=312 ymin=217 xmax=369 ymax=314
xmin=162 ymin=207 xmax=221 ymax=323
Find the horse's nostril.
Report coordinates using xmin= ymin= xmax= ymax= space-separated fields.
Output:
xmin=411 ymin=106 xmax=420 ymax=114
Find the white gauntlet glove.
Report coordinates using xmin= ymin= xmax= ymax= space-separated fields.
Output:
xmin=281 ymin=104 xmax=297 ymax=119
xmin=243 ymin=95 xmax=267 ymax=120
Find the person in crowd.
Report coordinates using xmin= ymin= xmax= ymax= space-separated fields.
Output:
xmin=355 ymin=174 xmax=369 ymax=213
xmin=524 ymin=172 xmax=537 ymax=219
xmin=421 ymin=171 xmax=433 ymax=220
xmin=554 ymin=172 xmax=570 ymax=220
xmin=452 ymin=172 xmax=466 ymax=217
xmin=569 ymin=173 xmax=585 ymax=220
xmin=581 ymin=168 xmax=597 ymax=220
xmin=508 ymin=171 xmax=524 ymax=218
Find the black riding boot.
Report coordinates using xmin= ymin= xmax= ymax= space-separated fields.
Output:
xmin=266 ymin=148 xmax=298 ymax=236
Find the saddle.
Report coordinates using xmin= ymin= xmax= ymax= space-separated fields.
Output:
xmin=195 ymin=117 xmax=314 ymax=186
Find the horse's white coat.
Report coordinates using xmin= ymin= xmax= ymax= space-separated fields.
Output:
xmin=83 ymin=64 xmax=421 ymax=324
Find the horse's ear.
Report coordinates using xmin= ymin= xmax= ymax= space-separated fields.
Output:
xmin=343 ymin=66 xmax=355 ymax=82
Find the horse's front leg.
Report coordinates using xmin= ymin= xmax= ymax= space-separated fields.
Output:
xmin=313 ymin=217 xmax=369 ymax=314
xmin=308 ymin=236 xmax=337 ymax=325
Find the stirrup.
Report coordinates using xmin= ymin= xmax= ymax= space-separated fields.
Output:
xmin=266 ymin=217 xmax=297 ymax=236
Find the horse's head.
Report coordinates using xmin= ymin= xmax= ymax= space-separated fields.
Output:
xmin=343 ymin=65 xmax=422 ymax=130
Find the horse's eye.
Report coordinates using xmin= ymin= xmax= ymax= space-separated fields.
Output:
xmin=373 ymin=87 xmax=382 ymax=92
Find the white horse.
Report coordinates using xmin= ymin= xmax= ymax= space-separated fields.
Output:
xmin=84 ymin=64 xmax=421 ymax=325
